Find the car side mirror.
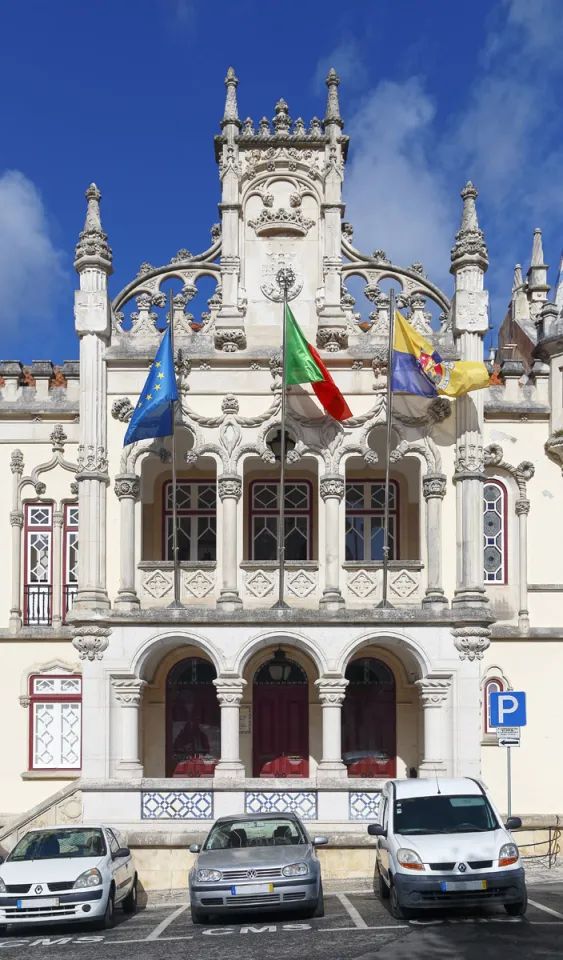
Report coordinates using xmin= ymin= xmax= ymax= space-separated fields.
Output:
xmin=114 ymin=847 xmax=130 ymax=859
xmin=189 ymin=844 xmax=201 ymax=854
xmin=312 ymin=836 xmax=328 ymax=847
xmin=504 ymin=817 xmax=522 ymax=831
xmin=367 ymin=823 xmax=386 ymax=837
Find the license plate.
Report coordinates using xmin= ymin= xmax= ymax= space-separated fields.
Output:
xmin=441 ymin=880 xmax=487 ymax=892
xmin=231 ymin=883 xmax=274 ymax=896
xmin=16 ymin=897 xmax=60 ymax=908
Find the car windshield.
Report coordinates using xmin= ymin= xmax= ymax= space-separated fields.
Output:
xmin=394 ymin=795 xmax=499 ymax=835
xmin=7 ymin=829 xmax=107 ymax=861
xmin=203 ymin=818 xmax=307 ymax=850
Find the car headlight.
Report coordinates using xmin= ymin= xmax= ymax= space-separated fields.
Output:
xmin=196 ymin=869 xmax=222 ymax=882
xmin=282 ymin=862 xmax=309 ymax=878
xmin=73 ymin=868 xmax=103 ymax=889
xmin=0 ymin=878 xmax=5 ymax=894
xmin=499 ymin=843 xmax=519 ymax=867
xmin=397 ymin=848 xmax=425 ymax=871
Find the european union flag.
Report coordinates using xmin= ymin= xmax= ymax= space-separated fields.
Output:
xmin=124 ymin=324 xmax=178 ymax=446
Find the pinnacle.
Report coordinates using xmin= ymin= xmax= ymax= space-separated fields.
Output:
xmin=85 ymin=183 xmax=101 ymax=200
xmin=326 ymin=67 xmax=340 ymax=85
xmin=461 ymin=181 xmax=478 ymax=199
xmin=225 ymin=66 xmax=238 ymax=84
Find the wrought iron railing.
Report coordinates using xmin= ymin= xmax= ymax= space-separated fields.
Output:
xmin=24 ymin=585 xmax=52 ymax=626
xmin=63 ymin=583 xmax=78 ymax=622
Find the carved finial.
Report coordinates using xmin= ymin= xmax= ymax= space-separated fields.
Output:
xmin=531 ymin=227 xmax=545 ymax=267
xmin=221 ymin=66 xmax=241 ymax=129
xmin=74 ymin=182 xmax=113 ymax=271
xmin=50 ymin=424 xmax=67 ymax=452
xmin=309 ymin=116 xmax=323 ymax=137
xmin=241 ymin=117 xmax=254 ymax=137
xmin=272 ymin=98 xmax=292 ymax=137
xmin=258 ymin=116 xmax=271 ymax=139
xmin=450 ymin=181 xmax=488 ymax=270
xmin=513 ymin=264 xmax=523 ymax=292
xmin=324 ymin=67 xmax=343 ymax=128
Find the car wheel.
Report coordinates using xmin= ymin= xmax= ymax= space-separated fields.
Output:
xmin=122 ymin=876 xmax=138 ymax=915
xmin=389 ymin=880 xmax=412 ymax=921
xmin=93 ymin=889 xmax=115 ymax=930
xmin=190 ymin=904 xmax=208 ymax=925
xmin=505 ymin=895 xmax=527 ymax=916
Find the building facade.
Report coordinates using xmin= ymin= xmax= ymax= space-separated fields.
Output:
xmin=1 ymin=68 xmax=563 ymax=876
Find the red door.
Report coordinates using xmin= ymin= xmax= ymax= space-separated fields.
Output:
xmin=166 ymin=658 xmax=221 ymax=777
xmin=342 ymin=657 xmax=396 ymax=778
xmin=253 ymin=651 xmax=309 ymax=777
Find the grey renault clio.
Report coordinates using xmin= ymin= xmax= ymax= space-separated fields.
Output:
xmin=188 ymin=813 xmax=327 ymax=923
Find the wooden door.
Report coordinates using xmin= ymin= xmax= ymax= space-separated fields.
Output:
xmin=166 ymin=658 xmax=220 ymax=777
xmin=253 ymin=654 xmax=309 ymax=777
xmin=342 ymin=657 xmax=396 ymax=778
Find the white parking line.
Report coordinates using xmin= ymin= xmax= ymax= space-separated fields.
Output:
xmin=335 ymin=892 xmax=368 ymax=929
xmin=319 ymin=925 xmax=408 ymax=932
xmin=145 ymin=904 xmax=189 ymax=940
xmin=528 ymin=898 xmax=563 ymax=921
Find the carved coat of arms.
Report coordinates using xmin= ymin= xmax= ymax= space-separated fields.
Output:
xmin=261 ymin=251 xmax=303 ymax=302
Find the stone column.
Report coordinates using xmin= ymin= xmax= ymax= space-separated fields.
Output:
xmin=114 ymin=475 xmax=141 ymax=609
xmin=450 ymin=183 xmax=489 ymax=608
xmin=9 ymin=449 xmax=24 ymax=632
xmin=422 ymin=474 xmax=448 ymax=608
xmin=320 ymin=475 xmax=345 ymax=610
xmin=111 ymin=677 xmax=147 ymax=779
xmin=516 ymin=498 xmax=530 ymax=631
xmin=73 ymin=183 xmax=112 ymax=611
xmin=216 ymin=475 xmax=242 ymax=611
xmin=213 ymin=676 xmax=246 ymax=779
xmin=415 ymin=678 xmax=451 ymax=777
xmin=51 ymin=510 xmax=64 ymax=628
xmin=315 ymin=675 xmax=349 ymax=779
xmin=317 ymin=69 xmax=347 ymax=351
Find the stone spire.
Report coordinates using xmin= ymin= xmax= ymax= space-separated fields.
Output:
xmin=221 ymin=66 xmax=241 ymax=129
xmin=527 ymin=227 xmax=549 ymax=300
xmin=554 ymin=251 xmax=563 ymax=315
xmin=531 ymin=227 xmax=545 ymax=267
xmin=513 ymin=264 xmax=523 ymax=292
xmin=324 ymin=67 xmax=343 ymax=128
xmin=74 ymin=183 xmax=112 ymax=273
xmin=272 ymin=98 xmax=292 ymax=137
xmin=450 ymin=181 xmax=488 ymax=272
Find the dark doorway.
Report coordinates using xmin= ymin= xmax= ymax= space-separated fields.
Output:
xmin=253 ymin=649 xmax=309 ymax=777
xmin=342 ymin=657 xmax=396 ymax=778
xmin=166 ymin=657 xmax=220 ymax=777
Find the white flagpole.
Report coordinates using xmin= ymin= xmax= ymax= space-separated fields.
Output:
xmin=379 ymin=288 xmax=395 ymax=609
xmin=168 ymin=288 xmax=181 ymax=608
xmin=272 ymin=267 xmax=294 ymax=610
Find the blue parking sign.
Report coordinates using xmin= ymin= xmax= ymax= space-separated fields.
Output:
xmin=489 ymin=691 xmax=526 ymax=728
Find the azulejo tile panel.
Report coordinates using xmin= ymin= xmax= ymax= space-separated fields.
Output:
xmin=349 ymin=792 xmax=382 ymax=821
xmin=245 ymin=791 xmax=318 ymax=820
xmin=141 ymin=791 xmax=213 ymax=820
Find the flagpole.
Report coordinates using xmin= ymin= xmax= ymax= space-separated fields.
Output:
xmin=168 ymin=288 xmax=181 ymax=608
xmin=379 ymin=287 xmax=395 ymax=609
xmin=273 ymin=267 xmax=294 ymax=610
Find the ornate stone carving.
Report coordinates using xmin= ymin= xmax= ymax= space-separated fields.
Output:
xmin=10 ymin=510 xmax=23 ymax=528
xmin=222 ymin=394 xmax=240 ymax=414
xmin=136 ymin=262 xmax=154 ymax=277
xmin=272 ymin=97 xmax=292 ymax=137
xmin=72 ymin=626 xmax=111 ymax=661
xmin=19 ymin=695 xmax=31 ymax=708
xmin=215 ymin=329 xmax=247 ymax=352
xmin=515 ymin=498 xmax=530 ymax=517
xmin=111 ymin=677 xmax=147 ymax=706
xmin=10 ymin=449 xmax=24 ymax=474
xmin=261 ymin=252 xmax=303 ymax=302
xmin=451 ymin=181 xmax=488 ymax=268
xmin=415 ymin=677 xmax=452 ymax=706
xmin=50 ymin=425 xmax=67 ymax=452
xmin=183 ymin=569 xmax=215 ymax=599
xmin=169 ymin=249 xmax=193 ymax=264
xmin=347 ymin=569 xmax=377 ymax=599
xmin=114 ymin=474 xmax=140 ymax=500
xmin=248 ymin=207 xmax=315 ymax=237
xmin=320 ymin=475 xmax=345 ymax=500
xmin=213 ymin=676 xmax=246 ymax=706
xmin=74 ymin=183 xmax=112 ymax=268
xmin=422 ymin=474 xmax=447 ymax=499
xmin=218 ymin=475 xmax=242 ymax=501
xmin=455 ymin=442 xmax=484 ymax=475
xmin=245 ymin=569 xmax=275 ymax=598
xmin=77 ymin=444 xmax=108 ymax=476
xmin=315 ymin=675 xmax=348 ymax=706
xmin=142 ymin=569 xmax=173 ymax=600
xmin=451 ymin=626 xmax=492 ymax=661
xmin=389 ymin=569 xmax=419 ymax=599
xmin=286 ymin=569 xmax=317 ymax=598
xmin=316 ymin=327 xmax=347 ymax=352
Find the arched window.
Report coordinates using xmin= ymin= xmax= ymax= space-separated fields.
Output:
xmin=24 ymin=503 xmax=54 ymax=625
xmin=484 ymin=677 xmax=504 ymax=735
xmin=483 ymin=481 xmax=507 ymax=584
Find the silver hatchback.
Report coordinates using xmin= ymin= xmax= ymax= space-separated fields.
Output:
xmin=188 ymin=813 xmax=327 ymax=923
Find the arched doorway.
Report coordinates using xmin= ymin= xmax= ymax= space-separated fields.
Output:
xmin=342 ymin=657 xmax=396 ymax=778
xmin=166 ymin=657 xmax=220 ymax=777
xmin=253 ymin=649 xmax=309 ymax=777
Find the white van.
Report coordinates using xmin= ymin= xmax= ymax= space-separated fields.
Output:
xmin=367 ymin=777 xmax=526 ymax=919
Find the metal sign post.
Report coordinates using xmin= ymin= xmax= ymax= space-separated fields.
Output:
xmin=507 ymin=746 xmax=512 ymax=819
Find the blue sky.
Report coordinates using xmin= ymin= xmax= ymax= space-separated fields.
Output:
xmin=1 ymin=0 xmax=562 ymax=362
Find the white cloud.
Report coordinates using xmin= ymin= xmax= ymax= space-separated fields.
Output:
xmin=312 ymin=39 xmax=368 ymax=93
xmin=0 ymin=171 xmax=66 ymax=331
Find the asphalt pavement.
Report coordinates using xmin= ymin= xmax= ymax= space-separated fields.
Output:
xmin=0 ymin=882 xmax=562 ymax=959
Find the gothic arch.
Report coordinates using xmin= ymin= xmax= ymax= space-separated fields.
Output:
xmin=234 ymin=629 xmax=328 ymax=678
xmin=131 ymin=629 xmax=225 ymax=683
xmin=338 ymin=629 xmax=432 ymax=683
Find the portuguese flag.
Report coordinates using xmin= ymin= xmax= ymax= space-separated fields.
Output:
xmin=285 ymin=305 xmax=352 ymax=422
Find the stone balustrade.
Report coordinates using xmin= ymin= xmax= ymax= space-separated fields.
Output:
xmin=343 ymin=561 xmax=425 ymax=605
xmin=138 ymin=562 xmax=217 ymax=605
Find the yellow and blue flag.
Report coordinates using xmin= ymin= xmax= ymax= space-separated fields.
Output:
xmin=391 ymin=310 xmax=489 ymax=399
xmin=124 ymin=325 xmax=178 ymax=446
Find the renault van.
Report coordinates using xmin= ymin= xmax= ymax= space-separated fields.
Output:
xmin=367 ymin=777 xmax=526 ymax=919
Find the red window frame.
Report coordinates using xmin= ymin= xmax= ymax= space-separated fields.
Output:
xmin=345 ymin=479 xmax=400 ymax=562
xmin=63 ymin=503 xmax=79 ymax=623
xmin=484 ymin=479 xmax=508 ymax=585
xmin=28 ymin=674 xmax=82 ymax=771
xmin=248 ymin=479 xmax=314 ymax=561
xmin=161 ymin=479 xmax=217 ymax=562
xmin=483 ymin=677 xmax=504 ymax=735
xmin=23 ymin=502 xmax=54 ymax=626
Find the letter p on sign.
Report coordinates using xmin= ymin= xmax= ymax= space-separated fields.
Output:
xmin=489 ymin=691 xmax=526 ymax=728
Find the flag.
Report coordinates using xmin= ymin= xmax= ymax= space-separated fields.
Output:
xmin=124 ymin=324 xmax=178 ymax=446
xmin=391 ymin=310 xmax=490 ymax=399
xmin=285 ymin=305 xmax=352 ymax=421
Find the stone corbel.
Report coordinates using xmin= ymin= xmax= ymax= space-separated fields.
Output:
xmin=451 ymin=625 xmax=491 ymax=661
xmin=72 ymin=626 xmax=112 ymax=661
